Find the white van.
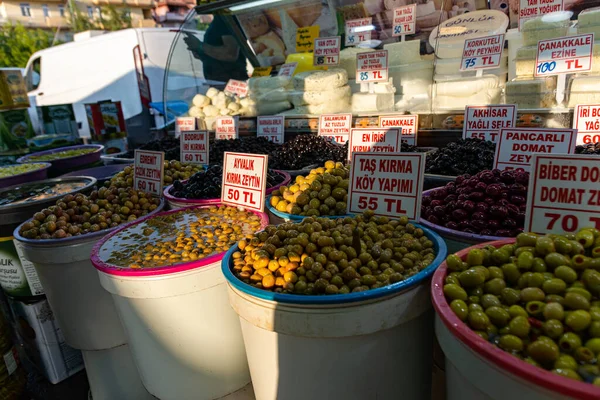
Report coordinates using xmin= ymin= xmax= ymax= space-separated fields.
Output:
xmin=24 ymin=28 xmax=206 ymax=147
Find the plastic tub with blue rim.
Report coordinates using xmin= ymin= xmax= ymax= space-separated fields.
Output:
xmin=265 ymin=194 xmax=353 ymax=225
xmin=222 ymin=218 xmax=447 ymax=400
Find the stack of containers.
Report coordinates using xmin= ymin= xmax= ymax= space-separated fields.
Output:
xmin=428 ymin=10 xmax=510 ymax=111
xmin=567 ymin=7 xmax=600 ymax=107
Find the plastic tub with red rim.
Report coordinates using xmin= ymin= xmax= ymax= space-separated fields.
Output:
xmin=91 ymin=204 xmax=269 ymax=400
xmin=163 ymin=169 xmax=291 ymax=210
xmin=432 ymin=239 xmax=600 ymax=400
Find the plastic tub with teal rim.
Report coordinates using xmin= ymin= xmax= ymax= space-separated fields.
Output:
xmin=221 ymin=221 xmax=447 ymax=400
xmin=432 ymin=239 xmax=600 ymax=400
xmin=265 ymin=194 xmax=353 ymax=225
xmin=17 ymin=145 xmax=104 ymax=175
xmin=420 ymin=188 xmax=506 ymax=254
xmin=163 ymin=170 xmax=291 ymax=210
xmin=91 ymin=204 xmax=269 ymax=400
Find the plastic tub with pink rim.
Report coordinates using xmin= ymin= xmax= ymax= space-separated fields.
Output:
xmin=163 ymin=169 xmax=291 ymax=210
xmin=432 ymin=239 xmax=600 ymax=400
xmin=91 ymin=204 xmax=269 ymax=400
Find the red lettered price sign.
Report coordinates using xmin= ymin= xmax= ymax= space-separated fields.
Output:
xmin=134 ymin=150 xmax=164 ymax=196
xmin=180 ymin=130 xmax=209 ymax=164
xmin=277 ymin=62 xmax=298 ymax=78
xmin=392 ymin=5 xmax=416 ymax=36
xmin=257 ymin=116 xmax=284 ymax=144
xmin=356 ymin=50 xmax=388 ymax=83
xmin=493 ymin=128 xmax=577 ymax=171
xmin=221 ymin=152 xmax=268 ymax=212
xmin=348 ymin=128 xmax=401 ymax=161
xmin=573 ymin=104 xmax=600 ymax=145
xmin=318 ymin=113 xmax=352 ymax=144
xmin=463 ymin=105 xmax=517 ymax=143
xmin=518 ymin=0 xmax=562 ymax=30
xmin=175 ymin=117 xmax=196 ymax=137
xmin=348 ymin=152 xmax=425 ymax=219
xmin=525 ymin=154 xmax=600 ymax=234
xmin=215 ymin=116 xmax=238 ymax=140
xmin=379 ymin=114 xmax=418 ymax=146
xmin=345 ymin=18 xmax=372 ymax=46
xmin=224 ymin=79 xmax=248 ymax=97
xmin=314 ymin=36 xmax=341 ymax=66
xmin=460 ymin=34 xmax=505 ymax=71
xmin=535 ymin=34 xmax=594 ymax=77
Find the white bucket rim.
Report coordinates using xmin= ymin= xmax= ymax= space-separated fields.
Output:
xmin=222 ymin=220 xmax=447 ymax=305
xmin=432 ymin=238 xmax=600 ymax=400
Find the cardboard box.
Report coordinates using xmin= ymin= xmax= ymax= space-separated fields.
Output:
xmin=0 ymin=109 xmax=35 ymax=151
xmin=8 ymin=297 xmax=83 ymax=384
xmin=0 ymin=70 xmax=30 ymax=111
xmin=39 ymin=104 xmax=79 ymax=139
xmin=84 ymin=103 xmax=103 ymax=141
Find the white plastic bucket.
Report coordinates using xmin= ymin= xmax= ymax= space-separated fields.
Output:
xmin=432 ymin=240 xmax=600 ymax=400
xmin=83 ymin=345 xmax=155 ymax=400
xmin=91 ymin=205 xmax=270 ymax=400
xmin=222 ymin=223 xmax=448 ymax=400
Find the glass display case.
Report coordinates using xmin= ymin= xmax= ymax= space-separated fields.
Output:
xmin=163 ymin=0 xmax=600 ymax=140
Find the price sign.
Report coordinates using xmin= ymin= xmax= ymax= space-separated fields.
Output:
xmin=278 ymin=63 xmax=298 ymax=78
xmin=460 ymin=34 xmax=505 ymax=71
xmin=525 ymin=154 xmax=600 ymax=234
xmin=215 ymin=116 xmax=238 ymax=140
xmin=296 ymin=25 xmax=320 ymax=53
xmin=347 ymin=152 xmax=425 ymax=220
xmin=493 ymin=128 xmax=577 ymax=171
xmin=392 ymin=5 xmax=416 ymax=36
xmin=573 ymin=104 xmax=600 ymax=145
xmin=379 ymin=115 xmax=418 ymax=146
xmin=345 ymin=18 xmax=372 ymax=46
xmin=314 ymin=36 xmax=341 ymax=66
xmin=175 ymin=117 xmax=196 ymax=137
xmin=221 ymin=152 xmax=268 ymax=212
xmin=356 ymin=50 xmax=388 ymax=83
xmin=518 ymin=0 xmax=563 ymax=30
xmin=463 ymin=105 xmax=517 ymax=143
xmin=348 ymin=128 xmax=401 ymax=160
xmin=224 ymin=79 xmax=249 ymax=97
xmin=535 ymin=34 xmax=594 ymax=77
xmin=180 ymin=130 xmax=209 ymax=165
xmin=257 ymin=116 xmax=284 ymax=144
xmin=252 ymin=66 xmax=272 ymax=77
xmin=318 ymin=113 xmax=352 ymax=144
xmin=134 ymin=150 xmax=164 ymax=196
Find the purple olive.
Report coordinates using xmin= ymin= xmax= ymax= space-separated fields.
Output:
xmin=452 ymin=208 xmax=468 ymax=221
xmin=488 ymin=220 xmax=501 ymax=230
xmin=490 ymin=205 xmax=509 ymax=218
xmin=486 ymin=184 xmax=502 ymax=197
xmin=458 ymin=194 xmax=468 ymax=201
xmin=430 ymin=200 xmax=443 ymax=208
xmin=509 ymin=183 xmax=527 ymax=196
xmin=506 ymin=204 xmax=519 ymax=217
xmin=445 ymin=221 xmax=459 ymax=230
xmin=475 ymin=202 xmax=490 ymax=213
xmin=511 ymin=195 xmax=526 ymax=204
xmin=500 ymin=170 xmax=515 ymax=183
xmin=515 ymin=172 xmax=529 ymax=185
xmin=463 ymin=228 xmax=477 ymax=234
xmin=445 ymin=194 xmax=457 ymax=202
xmin=463 ymin=200 xmax=475 ymax=213
xmin=475 ymin=182 xmax=487 ymax=192
xmin=433 ymin=205 xmax=446 ymax=217
xmin=472 ymin=212 xmax=487 ymax=221
xmin=468 ymin=192 xmax=485 ymax=201
xmin=480 ymin=229 xmax=493 ymax=236
xmin=459 ymin=220 xmax=473 ymax=230
xmin=485 ymin=197 xmax=496 ymax=205
xmin=512 ymin=227 xmax=525 ymax=236
xmin=427 ymin=215 xmax=440 ymax=225
xmin=502 ymin=218 xmax=517 ymax=228
xmin=471 ymin=219 xmax=488 ymax=230
xmin=495 ymin=229 xmax=512 ymax=237
xmin=445 ymin=201 xmax=457 ymax=212
xmin=422 ymin=196 xmax=431 ymax=206
xmin=467 ymin=178 xmax=479 ymax=187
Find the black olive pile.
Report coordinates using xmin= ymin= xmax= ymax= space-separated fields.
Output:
xmin=268 ymin=135 xmax=347 ymax=170
xmin=576 ymin=143 xmax=600 ymax=155
xmin=169 ymin=165 xmax=286 ymax=199
xmin=425 ymin=139 xmax=496 ymax=176
xmin=123 ymin=137 xmax=180 ymax=160
xmin=209 ymin=137 xmax=281 ymax=165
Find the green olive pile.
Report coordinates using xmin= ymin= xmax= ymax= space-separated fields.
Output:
xmin=0 ymin=163 xmax=45 ymax=178
xmin=443 ymin=228 xmax=600 ymax=385
xmin=269 ymin=161 xmax=349 ymax=216
xmin=18 ymin=187 xmax=161 ymax=240
xmin=108 ymin=161 xmax=203 ymax=188
xmin=105 ymin=206 xmax=263 ymax=269
xmin=232 ymin=211 xmax=436 ymax=295
xmin=28 ymin=147 xmax=96 ymax=161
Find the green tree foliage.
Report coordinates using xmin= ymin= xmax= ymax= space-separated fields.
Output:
xmin=67 ymin=0 xmax=95 ymax=33
xmin=68 ymin=0 xmax=133 ymax=33
xmin=0 ymin=23 xmax=55 ymax=68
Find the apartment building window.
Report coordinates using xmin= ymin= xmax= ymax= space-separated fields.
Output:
xmin=20 ymin=3 xmax=31 ymax=17
xmin=58 ymin=4 xmax=65 ymax=17
xmin=87 ymin=6 xmax=93 ymax=18
xmin=42 ymin=4 xmax=49 ymax=17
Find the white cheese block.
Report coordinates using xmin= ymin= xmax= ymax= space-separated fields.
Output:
xmin=568 ymin=76 xmax=600 ymax=107
xmin=505 ymin=78 xmax=557 ymax=109
xmin=292 ymin=101 xmax=351 ymax=115
xmin=384 ymin=0 xmax=409 ymax=10
xmin=228 ymin=102 xmax=241 ymax=112
xmin=192 ymin=94 xmax=210 ymax=107
xmin=365 ymin=0 xmax=385 ymax=15
xmin=206 ymin=88 xmax=220 ymax=98
xmin=417 ymin=1 xmax=436 ymax=17
xmin=279 ymin=10 xmax=298 ymax=53
xmin=248 ymin=75 xmax=290 ymax=90
xmin=352 ymin=92 xmax=395 ymax=113
xmin=521 ymin=12 xmax=571 ymax=46
xmin=188 ymin=106 xmax=204 ymax=118
xmin=434 ymin=88 xmax=502 ymax=110
xmin=249 ymin=87 xmax=289 ymax=102
xmin=202 ymin=105 xmax=219 ymax=117
xmin=292 ymin=68 xmax=348 ymax=90
xmin=289 ymin=85 xmax=351 ymax=106
xmin=257 ymin=100 xmax=292 ymax=115
xmin=434 ymin=75 xmax=500 ymax=97
xmin=395 ymin=93 xmax=431 ymax=112
xmin=371 ymin=81 xmax=396 ymax=94
xmin=339 ymin=48 xmax=371 ymax=77
xmin=383 ymin=40 xmax=422 ymax=66
xmin=240 ymin=97 xmax=257 ymax=108
xmin=578 ymin=6 xmax=600 ymax=26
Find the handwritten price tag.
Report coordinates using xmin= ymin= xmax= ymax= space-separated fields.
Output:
xmin=379 ymin=115 xmax=418 ymax=146
xmin=345 ymin=18 xmax=372 ymax=47
xmin=525 ymin=154 xmax=600 ymax=235
xmin=519 ymin=0 xmax=563 ymax=30
xmin=175 ymin=117 xmax=196 ymax=137
xmin=278 ymin=62 xmax=298 ymax=78
xmin=463 ymin=105 xmax=516 ymax=143
xmin=535 ymin=34 xmax=594 ymax=77
xmin=252 ymin=66 xmax=272 ymax=77
xmin=221 ymin=152 xmax=268 ymax=212
xmin=296 ymin=25 xmax=320 ymax=53
xmin=573 ymin=104 xmax=600 ymax=145
xmin=215 ymin=116 xmax=238 ymax=140
xmin=348 ymin=128 xmax=401 ymax=161
xmin=314 ymin=36 xmax=341 ymax=66
xmin=460 ymin=34 xmax=505 ymax=71
xmin=347 ymin=152 xmax=425 ymax=219
xmin=257 ymin=116 xmax=284 ymax=144
xmin=356 ymin=50 xmax=388 ymax=83
xmin=134 ymin=150 xmax=164 ymax=196
xmin=318 ymin=114 xmax=352 ymax=144
xmin=180 ymin=130 xmax=209 ymax=165
xmin=224 ymin=80 xmax=248 ymax=97
xmin=392 ymin=5 xmax=416 ymax=36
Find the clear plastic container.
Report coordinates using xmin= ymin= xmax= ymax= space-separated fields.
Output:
xmin=388 ymin=59 xmax=434 ymax=96
xmin=568 ymin=75 xmax=600 ymax=107
xmin=521 ymin=11 xmax=573 ymax=47
xmin=505 ymin=77 xmax=557 ymax=109
xmin=577 ymin=6 xmax=600 ymax=37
